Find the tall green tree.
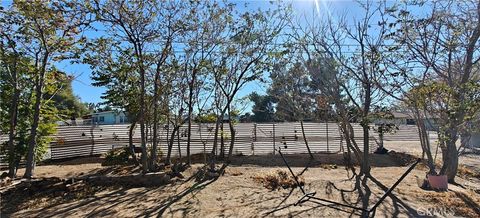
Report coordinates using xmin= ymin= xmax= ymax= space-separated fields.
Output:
xmin=249 ymin=92 xmax=275 ymax=122
xmin=48 ymin=72 xmax=89 ymax=119
xmin=1 ymin=0 xmax=89 ymax=178
xmin=268 ymin=61 xmax=314 ymax=121
xmin=86 ymin=0 xmax=188 ymax=170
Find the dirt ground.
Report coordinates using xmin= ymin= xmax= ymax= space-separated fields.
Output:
xmin=1 ymin=142 xmax=480 ymax=217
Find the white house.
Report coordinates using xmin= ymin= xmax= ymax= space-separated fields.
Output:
xmin=84 ymin=111 xmax=129 ymax=125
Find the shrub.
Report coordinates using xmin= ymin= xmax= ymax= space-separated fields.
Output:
xmin=102 ymin=147 xmax=130 ymax=166
xmin=252 ymin=170 xmax=304 ymax=190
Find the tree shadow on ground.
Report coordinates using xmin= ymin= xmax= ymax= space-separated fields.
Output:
xmin=261 ymin=157 xmax=365 ymax=217
xmin=139 ymin=163 xmax=228 ymax=217
xmin=228 ymin=152 xmax=414 ymax=168
xmin=368 ymin=175 xmax=420 ymax=217
xmin=41 ymin=155 xmax=104 ymax=166
xmin=451 ymin=190 xmax=480 ymax=215
xmin=259 ymin=152 xmax=425 ymax=218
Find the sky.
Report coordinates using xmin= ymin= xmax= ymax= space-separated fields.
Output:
xmin=63 ymin=0 xmax=364 ymax=105
xmin=1 ymin=0 xmax=376 ymax=111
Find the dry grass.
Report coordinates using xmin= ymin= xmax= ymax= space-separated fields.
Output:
xmin=458 ymin=165 xmax=480 ymax=179
xmin=319 ymin=164 xmax=338 ymax=170
xmin=252 ymin=170 xmax=304 ymax=190
xmin=413 ymin=189 xmax=480 ymax=217
xmin=225 ymin=168 xmax=243 ymax=176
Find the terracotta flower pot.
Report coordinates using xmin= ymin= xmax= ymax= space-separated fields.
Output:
xmin=427 ymin=175 xmax=448 ymax=190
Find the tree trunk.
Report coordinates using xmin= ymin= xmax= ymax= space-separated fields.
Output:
xmin=460 ymin=131 xmax=471 ymax=150
xmin=128 ymin=122 xmax=139 ymax=166
xmin=210 ymin=114 xmax=222 ymax=170
xmin=187 ymin=105 xmax=193 ymax=165
xmin=150 ymin=83 xmax=159 ymax=171
xmin=211 ymin=117 xmax=220 ymax=155
xmin=186 ymin=72 xmax=195 ymax=165
xmin=137 ymin=48 xmax=148 ymax=172
xmin=177 ymin=127 xmax=182 ymax=158
xmin=220 ymin=122 xmax=225 ymax=159
xmin=24 ymin=86 xmax=43 ymax=178
xmin=150 ymin=121 xmax=158 ymax=170
xmin=140 ymin=117 xmax=147 ymax=172
xmin=24 ymin=53 xmax=48 ymax=179
xmin=227 ymin=115 xmax=236 ymax=161
xmin=7 ymin=86 xmax=20 ymax=178
xmin=417 ymin=117 xmax=435 ymax=174
xmin=165 ymin=125 xmax=179 ymax=165
xmin=440 ymin=129 xmax=459 ymax=183
xmin=361 ymin=124 xmax=371 ymax=176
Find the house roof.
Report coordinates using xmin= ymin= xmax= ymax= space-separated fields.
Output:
xmin=90 ymin=111 xmax=125 ymax=116
xmin=392 ymin=111 xmax=412 ymax=119
xmin=392 ymin=111 xmax=438 ymax=119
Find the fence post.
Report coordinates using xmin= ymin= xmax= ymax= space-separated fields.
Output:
xmin=272 ymin=123 xmax=276 ymax=155
xmin=252 ymin=123 xmax=257 ymax=155
xmin=90 ymin=125 xmax=95 ymax=156
xmin=340 ymin=127 xmax=344 ymax=153
xmin=254 ymin=123 xmax=257 ymax=142
xmin=326 ymin=122 xmax=330 ymax=153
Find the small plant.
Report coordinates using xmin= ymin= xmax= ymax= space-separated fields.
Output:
xmin=102 ymin=147 xmax=130 ymax=166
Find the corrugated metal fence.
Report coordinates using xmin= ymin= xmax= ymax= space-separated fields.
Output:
xmin=1 ymin=123 xmax=425 ymax=162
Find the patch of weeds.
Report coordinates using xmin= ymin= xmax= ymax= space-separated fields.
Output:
xmin=102 ymin=147 xmax=131 ymax=166
xmin=457 ymin=165 xmax=480 ymax=179
xmin=252 ymin=170 xmax=304 ymax=190
xmin=320 ymin=164 xmax=338 ymax=170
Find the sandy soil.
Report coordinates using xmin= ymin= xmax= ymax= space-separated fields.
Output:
xmin=384 ymin=140 xmax=480 ymax=175
xmin=1 ymin=143 xmax=479 ymax=217
xmin=0 ymin=141 xmax=480 ymax=217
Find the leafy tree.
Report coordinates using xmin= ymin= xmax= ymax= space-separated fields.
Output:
xmin=388 ymin=0 xmax=480 ymax=182
xmin=239 ymin=112 xmax=252 ymax=123
xmin=210 ymin=2 xmax=289 ymax=164
xmin=48 ymin=72 xmax=89 ymax=119
xmin=268 ymin=62 xmax=314 ymax=121
xmin=88 ymin=0 xmax=159 ymax=171
xmin=195 ymin=113 xmax=218 ymax=123
xmin=288 ymin=1 xmax=391 ymax=214
xmin=1 ymin=0 xmax=89 ymax=178
xmin=249 ymin=92 xmax=275 ymax=122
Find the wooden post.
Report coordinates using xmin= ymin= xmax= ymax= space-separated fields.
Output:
xmin=252 ymin=123 xmax=257 ymax=155
xmin=177 ymin=127 xmax=182 ymax=158
xmin=272 ymin=123 xmax=276 ymax=155
xmin=326 ymin=121 xmax=330 ymax=153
